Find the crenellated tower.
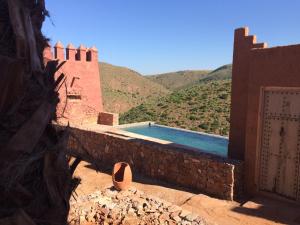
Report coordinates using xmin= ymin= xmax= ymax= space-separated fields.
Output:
xmin=43 ymin=42 xmax=105 ymax=125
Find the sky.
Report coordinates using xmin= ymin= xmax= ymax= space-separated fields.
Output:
xmin=42 ymin=0 xmax=300 ymax=75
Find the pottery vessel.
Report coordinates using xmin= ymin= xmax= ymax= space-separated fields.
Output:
xmin=112 ymin=162 xmax=132 ymax=191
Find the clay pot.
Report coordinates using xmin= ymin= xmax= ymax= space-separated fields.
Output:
xmin=112 ymin=162 xmax=132 ymax=191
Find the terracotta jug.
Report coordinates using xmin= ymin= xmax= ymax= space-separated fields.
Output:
xmin=112 ymin=162 xmax=132 ymax=191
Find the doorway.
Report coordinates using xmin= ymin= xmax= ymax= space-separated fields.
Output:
xmin=259 ymin=87 xmax=300 ymax=201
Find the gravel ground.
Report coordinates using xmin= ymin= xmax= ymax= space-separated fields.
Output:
xmin=69 ymin=187 xmax=209 ymax=225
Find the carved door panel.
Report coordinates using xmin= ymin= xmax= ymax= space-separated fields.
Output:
xmin=259 ymin=88 xmax=300 ymax=201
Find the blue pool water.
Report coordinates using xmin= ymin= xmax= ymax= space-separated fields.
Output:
xmin=122 ymin=124 xmax=228 ymax=157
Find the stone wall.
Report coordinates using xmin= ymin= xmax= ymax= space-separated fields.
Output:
xmin=64 ymin=125 xmax=243 ymax=200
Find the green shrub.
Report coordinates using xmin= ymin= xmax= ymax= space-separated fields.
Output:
xmin=198 ymin=123 xmax=208 ymax=130
xmin=219 ymin=93 xmax=228 ymax=99
xmin=210 ymin=120 xmax=219 ymax=129
xmin=216 ymin=107 xmax=223 ymax=113
xmin=189 ymin=115 xmax=198 ymax=120
xmin=188 ymin=101 xmax=197 ymax=105
xmin=190 ymin=107 xmax=198 ymax=113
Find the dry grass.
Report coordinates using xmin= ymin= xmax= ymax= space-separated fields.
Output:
xmin=99 ymin=62 xmax=170 ymax=113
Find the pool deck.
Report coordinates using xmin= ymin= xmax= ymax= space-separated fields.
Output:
xmin=66 ymin=122 xmax=174 ymax=145
xmin=117 ymin=122 xmax=228 ymax=157
xmin=74 ymin=160 xmax=300 ymax=225
xmin=60 ymin=121 xmax=228 ymax=150
xmin=116 ymin=121 xmax=229 ymax=139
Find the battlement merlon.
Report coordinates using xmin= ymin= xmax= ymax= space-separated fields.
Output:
xmin=234 ymin=27 xmax=268 ymax=50
xmin=76 ymin=44 xmax=87 ymax=61
xmin=66 ymin=43 xmax=76 ymax=61
xmin=54 ymin=41 xmax=64 ymax=60
xmin=44 ymin=42 xmax=99 ymax=62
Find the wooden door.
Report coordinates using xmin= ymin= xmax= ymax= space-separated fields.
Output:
xmin=259 ymin=88 xmax=300 ymax=201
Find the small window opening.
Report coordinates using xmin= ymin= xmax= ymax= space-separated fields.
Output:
xmin=86 ymin=51 xmax=92 ymax=61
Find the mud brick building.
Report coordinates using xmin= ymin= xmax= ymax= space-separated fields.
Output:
xmin=44 ymin=42 xmax=118 ymax=125
xmin=229 ymin=27 xmax=300 ymax=202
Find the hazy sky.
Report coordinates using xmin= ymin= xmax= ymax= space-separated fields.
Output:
xmin=42 ymin=0 xmax=300 ymax=75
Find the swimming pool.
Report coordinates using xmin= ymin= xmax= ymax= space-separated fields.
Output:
xmin=121 ymin=123 xmax=228 ymax=157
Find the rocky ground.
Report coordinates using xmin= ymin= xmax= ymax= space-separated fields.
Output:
xmin=69 ymin=187 xmax=208 ymax=225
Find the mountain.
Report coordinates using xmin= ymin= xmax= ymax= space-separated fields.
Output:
xmin=99 ymin=62 xmax=232 ymax=135
xmin=147 ymin=70 xmax=211 ymax=90
xmin=99 ymin=62 xmax=170 ymax=113
xmin=200 ymin=64 xmax=232 ymax=81
xmin=148 ymin=64 xmax=232 ymax=90
xmin=120 ymin=79 xmax=231 ymax=136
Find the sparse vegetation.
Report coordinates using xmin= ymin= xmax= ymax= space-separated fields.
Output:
xmin=147 ymin=64 xmax=232 ymax=91
xmin=147 ymin=70 xmax=211 ymax=90
xmin=120 ymin=79 xmax=231 ymax=136
xmin=99 ymin=62 xmax=170 ymax=113
xmin=100 ymin=62 xmax=232 ymax=136
xmin=201 ymin=64 xmax=232 ymax=81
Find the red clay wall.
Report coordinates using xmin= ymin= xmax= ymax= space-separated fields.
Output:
xmin=229 ymin=27 xmax=300 ymax=195
xmin=245 ymin=44 xmax=300 ymax=194
xmin=44 ymin=42 xmax=104 ymax=124
xmin=228 ymin=28 xmax=267 ymax=160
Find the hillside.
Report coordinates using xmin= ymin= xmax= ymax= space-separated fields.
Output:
xmin=147 ymin=70 xmax=211 ymax=90
xmin=99 ymin=62 xmax=170 ymax=113
xmin=201 ymin=64 xmax=232 ymax=81
xmin=120 ymin=79 xmax=231 ymax=136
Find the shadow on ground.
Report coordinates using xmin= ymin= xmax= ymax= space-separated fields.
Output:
xmin=86 ymin=161 xmax=300 ymax=225
xmin=84 ymin=162 xmax=200 ymax=196
xmin=231 ymin=196 xmax=300 ymax=225
xmin=74 ymin=160 xmax=300 ymax=225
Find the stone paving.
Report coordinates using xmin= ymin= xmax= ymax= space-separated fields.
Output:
xmin=69 ymin=187 xmax=208 ymax=225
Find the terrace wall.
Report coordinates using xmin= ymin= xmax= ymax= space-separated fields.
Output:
xmin=62 ymin=125 xmax=244 ymax=200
